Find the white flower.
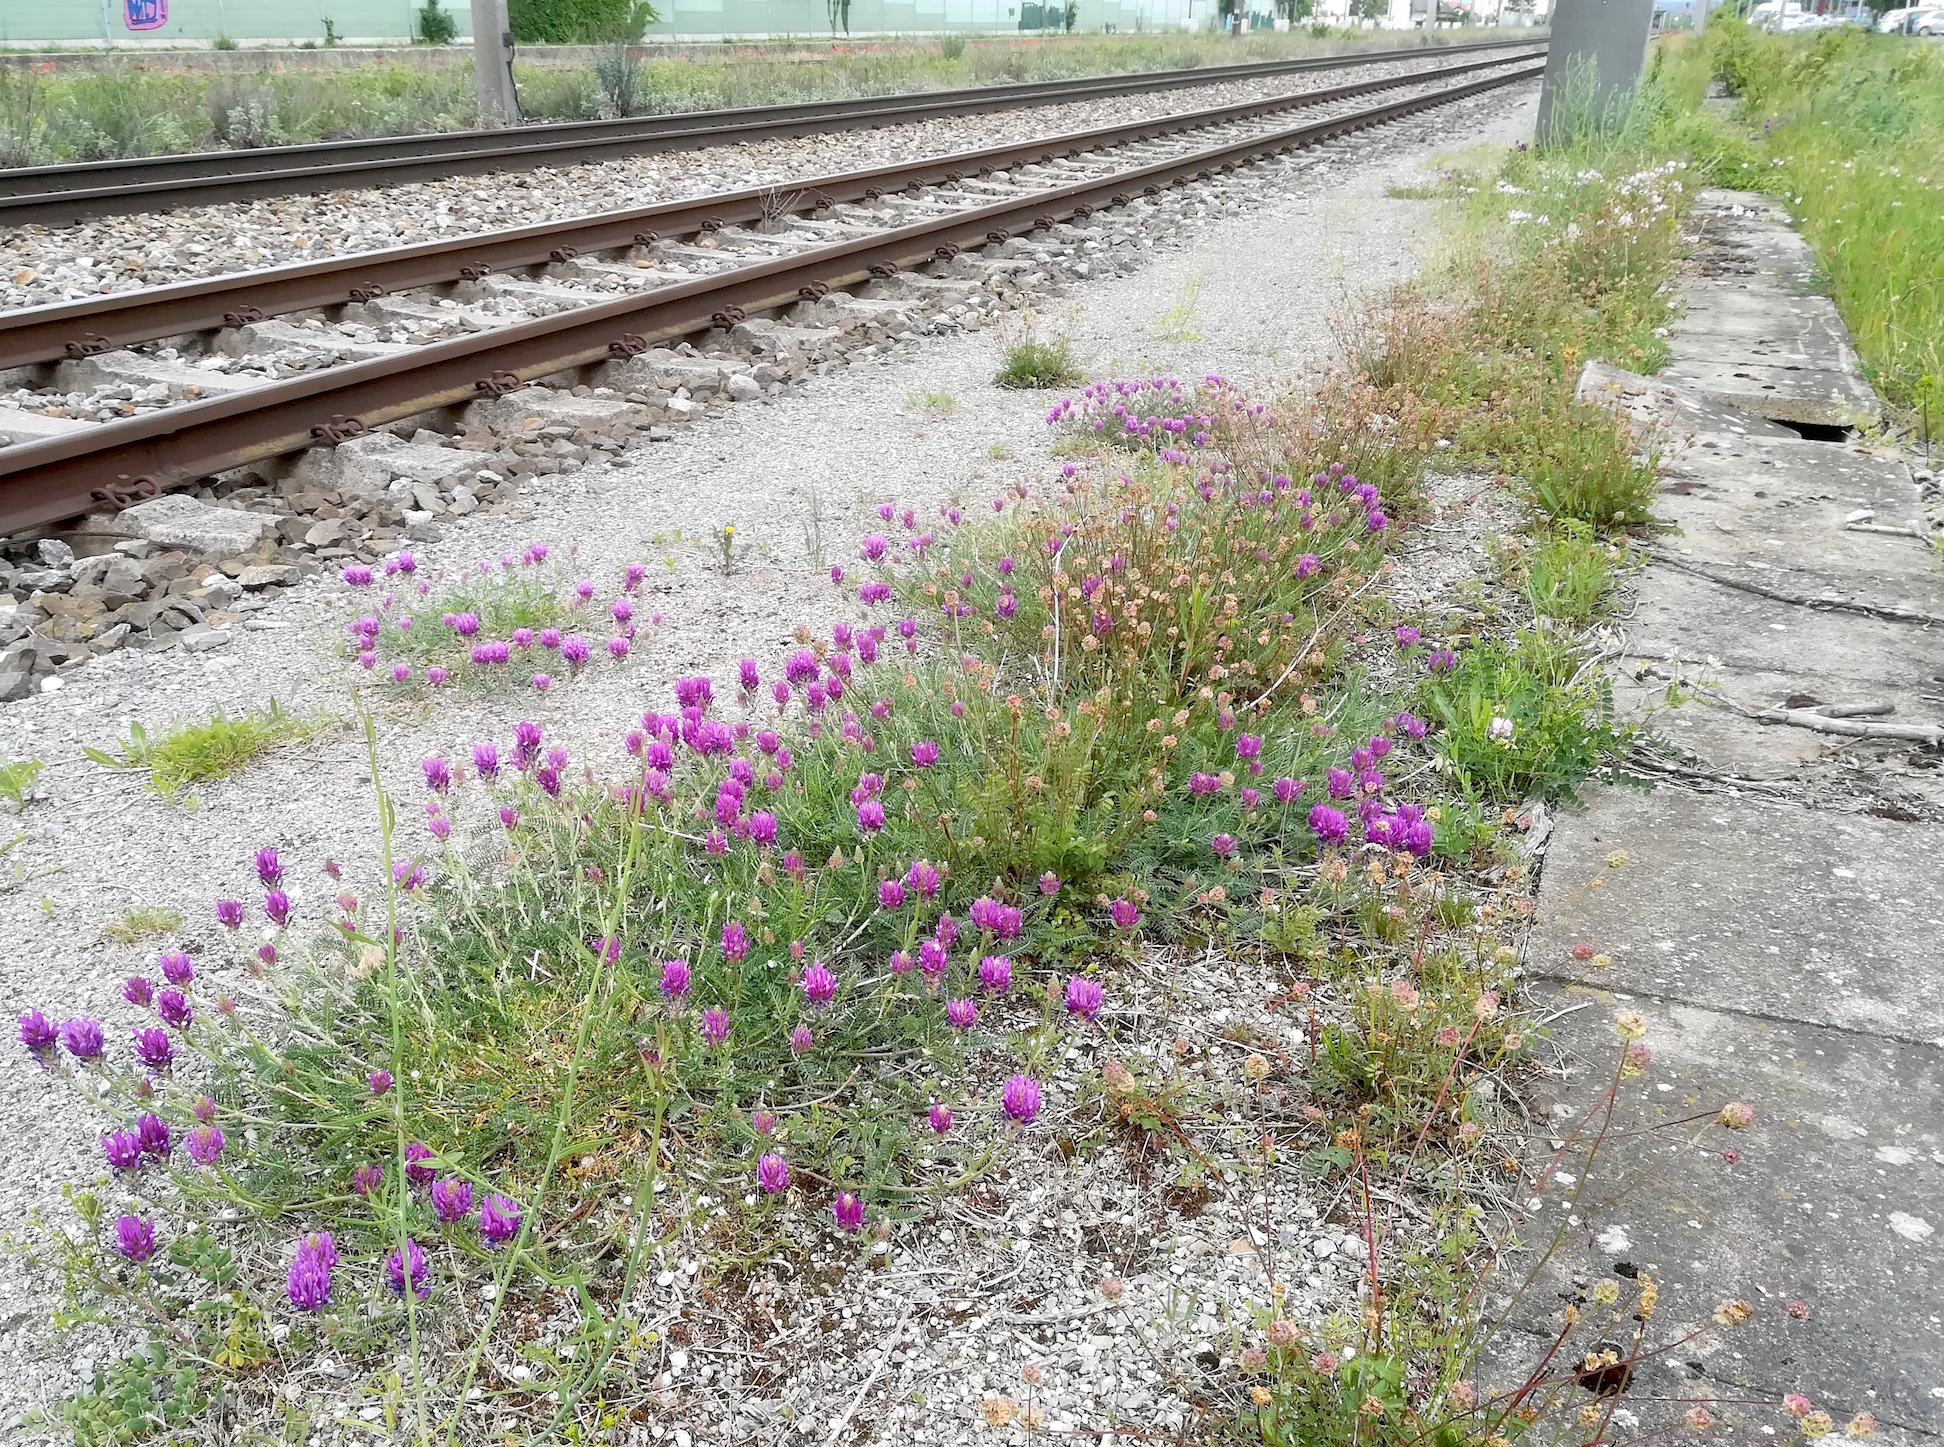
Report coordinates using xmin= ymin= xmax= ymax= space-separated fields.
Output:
xmin=1488 ymin=716 xmax=1516 ymax=745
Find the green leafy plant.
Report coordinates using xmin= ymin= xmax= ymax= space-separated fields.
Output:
xmin=416 ymin=0 xmax=459 ymax=43
xmin=995 ymin=336 xmax=1083 ymax=389
xmin=1518 ymin=524 xmax=1619 ymax=623
xmin=1519 ymin=412 xmax=1658 ymax=531
xmin=84 ymin=702 xmax=331 ymax=803
xmin=0 ymin=757 xmax=42 ymax=812
xmin=1419 ymin=632 xmax=1625 ymax=799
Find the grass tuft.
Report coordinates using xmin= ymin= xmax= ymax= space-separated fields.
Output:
xmin=994 ymin=336 xmax=1083 ymax=390
xmin=84 ymin=702 xmax=331 ymax=802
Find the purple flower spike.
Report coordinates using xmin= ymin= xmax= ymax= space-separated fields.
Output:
xmin=215 ymin=899 xmax=243 ymax=929
xmin=431 ymin=1176 xmax=474 ymax=1224
xmin=264 ymin=890 xmax=292 ymax=927
xmin=1038 ymin=872 xmax=1061 ymax=897
xmin=369 ymin=1069 xmax=393 ymax=1096
xmin=480 ymin=1194 xmax=521 ymax=1247
xmin=185 ymin=1125 xmax=226 ymax=1167
xmin=422 ymin=758 xmax=452 ymax=793
xmin=877 ymin=879 xmax=906 ymax=911
xmin=352 ymin=1162 xmax=384 ymax=1196
xmin=801 ymin=962 xmax=837 ymax=1008
xmin=738 ymin=659 xmax=760 ymax=693
xmin=137 ymin=1112 xmax=171 ymax=1158
xmin=254 ymin=847 xmax=283 ymax=888
xmin=701 ymin=1007 xmax=730 ymax=1047
xmin=856 ymin=799 xmax=886 ymax=832
xmin=287 ymin=1233 xmax=334 ymax=1310
xmin=721 ymin=921 xmax=749 ymax=961
xmin=928 ymin=1101 xmax=953 ymax=1135
xmin=17 ymin=1009 xmax=56 ymax=1056
xmin=386 ymin=1239 xmax=431 ymax=1298
xmin=751 ymin=1107 xmax=777 ymax=1135
xmin=132 ymin=1027 xmax=174 ymax=1073
xmin=1211 ymin=833 xmax=1237 ymax=859
xmin=1109 ymin=898 xmax=1140 ymax=930
xmin=910 ymin=739 xmax=940 ymax=767
xmin=660 ymin=959 xmax=691 ymax=1000
xmin=1065 ymin=976 xmax=1104 ymax=1020
xmin=788 ymin=1024 xmax=813 ymax=1055
xmin=979 ymin=956 xmax=1012 ymax=994
xmin=103 ymin=1130 xmax=143 ymax=1171
xmin=1308 ymin=805 xmax=1349 ymax=846
xmin=158 ymin=951 xmax=194 ymax=987
xmin=114 ymin=1215 xmax=157 ymax=1264
xmin=404 ymin=1141 xmax=436 ymax=1188
xmin=832 ymin=1192 xmax=865 ymax=1234
xmin=156 ymin=989 xmax=193 ymax=1031
xmin=945 ymin=998 xmax=978 ymax=1031
xmin=1002 ymin=1074 xmax=1042 ymax=1125
xmin=123 ymin=976 xmax=153 ymax=1008
xmin=757 ymin=1153 xmax=790 ymax=1195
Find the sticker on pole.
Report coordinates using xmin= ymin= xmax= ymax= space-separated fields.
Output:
xmin=125 ymin=0 xmax=168 ymax=30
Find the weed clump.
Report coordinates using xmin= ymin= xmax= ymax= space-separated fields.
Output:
xmin=995 ymin=335 xmax=1084 ymax=390
xmin=84 ymin=701 xmax=331 ymax=802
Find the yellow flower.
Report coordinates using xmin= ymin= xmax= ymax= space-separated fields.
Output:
xmin=1615 ymin=1010 xmax=1647 ymax=1042
xmin=1250 ymin=1385 xmax=1273 ymax=1406
xmin=1803 ymin=1412 xmax=1834 ymax=1439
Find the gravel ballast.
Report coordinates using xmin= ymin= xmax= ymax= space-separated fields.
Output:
xmin=0 ymin=83 xmax=1539 ymax=1442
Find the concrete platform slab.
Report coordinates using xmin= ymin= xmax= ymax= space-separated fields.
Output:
xmin=1533 ymin=786 xmax=1944 ymax=1041
xmin=1508 ymin=983 xmax=1944 ymax=1437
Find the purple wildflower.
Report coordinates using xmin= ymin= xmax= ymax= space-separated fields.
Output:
xmin=404 ymin=1141 xmax=436 ymax=1188
xmin=801 ymin=962 xmax=837 ymax=1008
xmin=132 ymin=1028 xmax=174 ymax=1072
xmin=184 ymin=1125 xmax=225 ymax=1167
xmin=1065 ymin=977 xmax=1104 ymax=1020
xmin=789 ymin=1024 xmax=813 ymax=1054
xmin=1002 ymin=1074 xmax=1042 ymax=1125
xmin=264 ymin=890 xmax=292 ymax=927
xmin=156 ymin=988 xmax=192 ymax=1032
xmin=660 ymin=959 xmax=691 ymax=1000
xmin=480 ymin=1195 xmax=522 ymax=1247
xmin=369 ymin=1069 xmax=393 ymax=1096
xmin=979 ymin=955 xmax=1012 ymax=994
xmin=832 ymin=1192 xmax=865 ymax=1234
xmin=386 ymin=1239 xmax=431 ymax=1298
xmin=1211 ymin=833 xmax=1236 ymax=858
xmin=17 ymin=1010 xmax=56 ymax=1056
xmin=1308 ymin=805 xmax=1349 ymax=845
xmin=123 ymin=976 xmax=153 ymax=1008
xmin=757 ymin=1153 xmax=790 ymax=1195
xmin=910 ymin=739 xmax=940 ymax=767
xmin=287 ymin=1232 xmax=334 ymax=1310
xmin=929 ymin=1101 xmax=953 ymax=1135
xmin=352 ymin=1162 xmax=384 ymax=1196
xmin=114 ymin=1215 xmax=157 ymax=1264
xmin=137 ymin=1112 xmax=171 ymax=1158
xmin=945 ymin=998 xmax=978 ymax=1030
xmin=431 ymin=1176 xmax=473 ymax=1224
xmin=103 ymin=1130 xmax=143 ymax=1171
xmin=254 ymin=847 xmax=283 ymax=888
xmin=1109 ymin=898 xmax=1140 ymax=930
xmin=701 ymin=1007 xmax=731 ymax=1047
xmin=877 ymin=879 xmax=906 ymax=911
xmin=215 ymin=899 xmax=243 ymax=929
xmin=159 ymin=951 xmax=193 ymax=987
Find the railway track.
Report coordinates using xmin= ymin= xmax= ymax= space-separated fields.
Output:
xmin=0 ymin=53 xmax=1543 ymax=539
xmin=0 ymin=36 xmax=1539 ymax=228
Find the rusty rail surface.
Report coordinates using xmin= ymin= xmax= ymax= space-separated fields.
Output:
xmin=0 ymin=38 xmax=1541 ymax=227
xmin=0 ymin=48 xmax=1537 ymax=375
xmin=0 ymin=61 xmax=1542 ymax=538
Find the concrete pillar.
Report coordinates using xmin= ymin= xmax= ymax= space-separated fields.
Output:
xmin=470 ymin=0 xmax=520 ymax=125
xmin=1536 ymin=0 xmax=1654 ymax=142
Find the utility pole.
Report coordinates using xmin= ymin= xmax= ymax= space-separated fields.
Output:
xmin=1536 ymin=0 xmax=1654 ymax=142
xmin=470 ymin=0 xmax=520 ymax=125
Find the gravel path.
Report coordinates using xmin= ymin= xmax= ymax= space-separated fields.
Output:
xmin=0 ymin=53 xmax=1531 ymax=308
xmin=0 ymin=81 xmax=1539 ymax=1440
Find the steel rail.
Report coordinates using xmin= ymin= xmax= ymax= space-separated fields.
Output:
xmin=0 ymin=37 xmax=1541 ymax=226
xmin=0 ymin=61 xmax=1542 ymax=539
xmin=0 ymin=49 xmax=1536 ymax=375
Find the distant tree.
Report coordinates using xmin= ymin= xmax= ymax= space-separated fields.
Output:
xmin=416 ymin=0 xmax=460 ymax=42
